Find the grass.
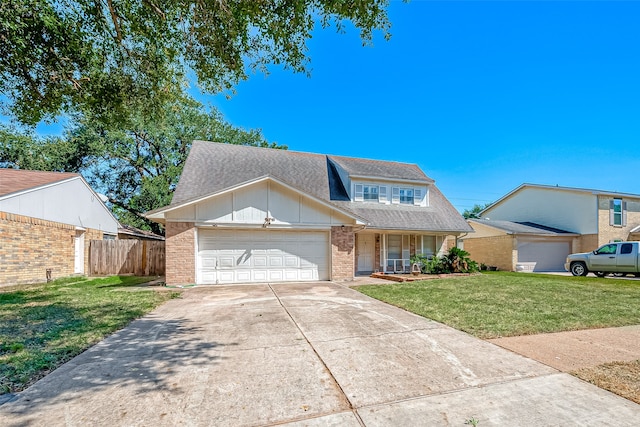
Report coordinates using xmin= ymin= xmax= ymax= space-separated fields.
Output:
xmin=573 ymin=360 xmax=640 ymax=404
xmin=0 ymin=276 xmax=180 ymax=394
xmin=354 ymin=272 xmax=640 ymax=339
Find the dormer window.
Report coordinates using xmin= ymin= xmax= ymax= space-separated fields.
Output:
xmin=354 ymin=184 xmax=380 ymax=202
xmin=363 ymin=185 xmax=379 ymax=202
xmin=399 ymin=188 xmax=414 ymax=205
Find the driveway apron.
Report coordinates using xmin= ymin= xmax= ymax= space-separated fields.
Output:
xmin=1 ymin=282 xmax=639 ymax=426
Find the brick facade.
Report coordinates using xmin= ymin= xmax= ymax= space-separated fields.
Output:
xmin=463 ymin=235 xmax=515 ymax=272
xmin=596 ymin=196 xmax=640 ymax=247
xmin=165 ymin=221 xmax=196 ymax=285
xmin=0 ymin=212 xmax=103 ymax=286
xmin=331 ymin=226 xmax=355 ymax=281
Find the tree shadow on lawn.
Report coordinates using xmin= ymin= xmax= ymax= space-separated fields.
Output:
xmin=2 ymin=315 xmax=236 ymax=415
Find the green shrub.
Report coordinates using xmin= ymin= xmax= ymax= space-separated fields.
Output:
xmin=410 ymin=247 xmax=479 ymax=274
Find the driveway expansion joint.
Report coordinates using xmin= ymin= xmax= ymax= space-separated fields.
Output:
xmin=267 ymin=284 xmax=357 ymax=414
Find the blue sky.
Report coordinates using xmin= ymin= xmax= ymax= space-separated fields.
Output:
xmin=197 ymin=0 xmax=640 ymax=212
xmin=19 ymin=1 xmax=640 ymax=212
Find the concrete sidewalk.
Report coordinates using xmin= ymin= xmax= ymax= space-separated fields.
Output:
xmin=1 ymin=282 xmax=639 ymax=426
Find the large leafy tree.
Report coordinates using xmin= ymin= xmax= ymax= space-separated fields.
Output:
xmin=0 ymin=0 xmax=392 ymax=126
xmin=0 ymin=94 xmax=282 ymax=234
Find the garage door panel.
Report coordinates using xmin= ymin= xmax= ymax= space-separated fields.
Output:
xmin=253 ymin=256 xmax=267 ymax=267
xmin=518 ymin=240 xmax=571 ymax=272
xmin=284 ymin=256 xmax=298 ymax=267
xmin=198 ymin=229 xmax=329 ymax=284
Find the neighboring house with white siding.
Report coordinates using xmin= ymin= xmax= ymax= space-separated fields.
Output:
xmin=460 ymin=184 xmax=640 ymax=272
xmin=146 ymin=141 xmax=472 ymax=285
xmin=0 ymin=169 xmax=119 ymax=285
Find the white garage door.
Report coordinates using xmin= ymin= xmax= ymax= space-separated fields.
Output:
xmin=198 ymin=229 xmax=329 ymax=284
xmin=517 ymin=240 xmax=571 ymax=272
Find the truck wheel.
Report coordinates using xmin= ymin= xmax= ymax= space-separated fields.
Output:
xmin=595 ymin=271 xmax=606 ymax=278
xmin=570 ymin=262 xmax=588 ymax=277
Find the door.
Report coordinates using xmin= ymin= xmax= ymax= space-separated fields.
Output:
xmin=74 ymin=230 xmax=85 ymax=274
xmin=357 ymin=234 xmax=375 ymax=273
xmin=616 ymin=243 xmax=636 ymax=272
xmin=590 ymin=243 xmax=619 ymax=271
xmin=198 ymin=229 xmax=329 ymax=284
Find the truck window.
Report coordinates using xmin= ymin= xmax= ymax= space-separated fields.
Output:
xmin=595 ymin=244 xmax=618 ymax=255
xmin=621 ymin=243 xmax=633 ymax=254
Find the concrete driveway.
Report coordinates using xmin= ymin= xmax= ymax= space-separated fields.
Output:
xmin=1 ymin=282 xmax=639 ymax=426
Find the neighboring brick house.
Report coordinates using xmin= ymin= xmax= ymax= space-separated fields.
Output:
xmin=0 ymin=169 xmax=119 ymax=286
xmin=146 ymin=141 xmax=472 ymax=285
xmin=460 ymin=184 xmax=640 ymax=272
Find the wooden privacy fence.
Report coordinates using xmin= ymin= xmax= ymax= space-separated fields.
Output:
xmin=89 ymin=240 xmax=165 ymax=276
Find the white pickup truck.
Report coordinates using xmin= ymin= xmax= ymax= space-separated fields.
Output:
xmin=565 ymin=241 xmax=640 ymax=277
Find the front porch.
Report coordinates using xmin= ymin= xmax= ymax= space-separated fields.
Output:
xmin=355 ymin=232 xmax=454 ymax=276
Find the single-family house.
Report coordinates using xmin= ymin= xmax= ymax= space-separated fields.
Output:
xmin=460 ymin=183 xmax=640 ymax=272
xmin=146 ymin=141 xmax=472 ymax=285
xmin=0 ymin=169 xmax=119 ymax=285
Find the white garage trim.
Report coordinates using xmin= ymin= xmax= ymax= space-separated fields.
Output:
xmin=517 ymin=238 xmax=572 ymax=272
xmin=197 ymin=229 xmax=330 ymax=284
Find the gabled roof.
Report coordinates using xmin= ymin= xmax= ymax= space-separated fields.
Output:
xmin=469 ymin=219 xmax=578 ymax=236
xmin=483 ymin=183 xmax=640 ymax=215
xmin=0 ymin=169 xmax=79 ymax=198
xmin=157 ymin=141 xmax=471 ymax=233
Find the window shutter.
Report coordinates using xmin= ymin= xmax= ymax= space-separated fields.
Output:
xmin=392 ymin=187 xmax=400 ymax=204
xmin=414 ymin=189 xmax=422 ymax=205
xmin=623 ymin=201 xmax=628 ymax=226
xmin=609 ymin=199 xmax=614 ymax=225
xmin=379 ymin=186 xmax=387 ymax=203
xmin=354 ymin=184 xmax=363 ymax=202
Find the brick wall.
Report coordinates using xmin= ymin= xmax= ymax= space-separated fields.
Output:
xmin=596 ymin=196 xmax=640 ymax=246
xmin=165 ymin=221 xmax=196 ymax=285
xmin=331 ymin=226 xmax=355 ymax=281
xmin=463 ymin=235 xmax=515 ymax=271
xmin=0 ymin=212 xmax=103 ymax=286
xmin=578 ymin=234 xmax=599 ymax=253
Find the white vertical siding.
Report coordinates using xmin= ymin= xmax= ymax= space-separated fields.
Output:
xmin=184 ymin=179 xmax=349 ymax=226
xmin=483 ymin=187 xmax=597 ymax=234
xmin=0 ymin=178 xmax=119 ymax=234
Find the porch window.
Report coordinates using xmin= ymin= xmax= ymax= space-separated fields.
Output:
xmin=385 ymin=234 xmax=410 ymax=273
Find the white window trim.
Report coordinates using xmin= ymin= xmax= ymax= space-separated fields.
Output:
xmin=354 ymin=184 xmax=363 ymax=202
xmin=610 ymin=198 xmax=627 ymax=227
xmin=414 ymin=189 xmax=422 ymax=206
xmin=392 ymin=187 xmax=400 ymax=204
xmin=379 ymin=186 xmax=388 ymax=203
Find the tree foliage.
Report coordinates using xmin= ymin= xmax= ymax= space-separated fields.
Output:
xmin=0 ymin=0 xmax=392 ymax=126
xmin=463 ymin=203 xmax=492 ymax=219
xmin=0 ymin=94 xmax=282 ymax=234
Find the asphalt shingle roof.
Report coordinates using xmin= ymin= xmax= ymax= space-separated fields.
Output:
xmin=0 ymin=169 xmax=79 ymax=198
xmin=168 ymin=141 xmax=472 ymax=233
xmin=470 ymin=219 xmax=575 ymax=235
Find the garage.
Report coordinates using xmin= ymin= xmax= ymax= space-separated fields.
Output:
xmin=198 ymin=229 xmax=330 ymax=284
xmin=517 ymin=239 xmax=572 ymax=272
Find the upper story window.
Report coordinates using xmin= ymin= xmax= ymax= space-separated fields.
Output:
xmin=363 ymin=185 xmax=379 ymax=202
xmin=354 ymin=184 xmax=380 ymax=203
xmin=610 ymin=198 xmax=627 ymax=227
xmin=354 ymin=183 xmax=425 ymax=206
xmin=399 ymin=188 xmax=414 ymax=204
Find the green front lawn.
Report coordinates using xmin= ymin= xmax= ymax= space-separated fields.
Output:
xmin=355 ymin=272 xmax=640 ymax=339
xmin=0 ymin=276 xmax=180 ymax=394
